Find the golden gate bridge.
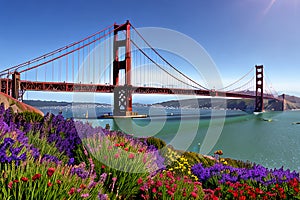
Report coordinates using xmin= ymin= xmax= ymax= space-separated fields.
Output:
xmin=0 ymin=21 xmax=284 ymax=116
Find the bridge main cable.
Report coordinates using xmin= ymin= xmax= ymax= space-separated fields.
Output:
xmin=217 ymin=67 xmax=254 ymax=91
xmin=130 ymin=39 xmax=201 ymax=90
xmin=130 ymin=23 xmax=209 ymax=90
xmin=17 ymin=25 xmax=122 ymax=74
xmin=0 ymin=23 xmax=115 ymax=76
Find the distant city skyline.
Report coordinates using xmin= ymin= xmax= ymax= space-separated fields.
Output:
xmin=1 ymin=0 xmax=300 ymax=103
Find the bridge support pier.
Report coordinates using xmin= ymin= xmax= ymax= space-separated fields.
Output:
xmin=255 ymin=65 xmax=264 ymax=112
xmin=113 ymin=85 xmax=132 ymax=116
xmin=112 ymin=20 xmax=132 ymax=116
xmin=282 ymin=93 xmax=286 ymax=111
xmin=12 ymin=72 xmax=20 ymax=99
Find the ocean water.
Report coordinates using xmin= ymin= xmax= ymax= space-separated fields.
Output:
xmin=39 ymin=105 xmax=300 ymax=171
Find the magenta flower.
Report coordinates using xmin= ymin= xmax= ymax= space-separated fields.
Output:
xmin=128 ymin=153 xmax=135 ymax=159
xmin=81 ymin=193 xmax=89 ymax=198
xmin=8 ymin=181 xmax=13 ymax=189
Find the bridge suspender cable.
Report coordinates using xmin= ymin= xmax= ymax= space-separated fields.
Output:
xmin=17 ymin=26 xmax=119 ymax=74
xmin=0 ymin=24 xmax=115 ymax=76
xmin=130 ymin=24 xmax=209 ymax=90
xmin=227 ymin=76 xmax=254 ymax=92
xmin=130 ymin=39 xmax=202 ymax=90
xmin=217 ymin=67 xmax=254 ymax=91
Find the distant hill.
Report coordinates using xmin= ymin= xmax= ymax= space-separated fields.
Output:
xmin=280 ymin=94 xmax=300 ymax=110
xmin=23 ymin=100 xmax=111 ymax=107
xmin=22 ymin=94 xmax=300 ymax=111
xmin=153 ymin=98 xmax=255 ymax=111
xmin=154 ymin=95 xmax=300 ymax=111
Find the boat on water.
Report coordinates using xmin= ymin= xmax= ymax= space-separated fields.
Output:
xmin=253 ymin=111 xmax=264 ymax=115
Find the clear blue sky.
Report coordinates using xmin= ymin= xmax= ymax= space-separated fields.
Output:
xmin=1 ymin=0 xmax=300 ymax=103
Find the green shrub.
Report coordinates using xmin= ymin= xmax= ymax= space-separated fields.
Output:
xmin=19 ymin=111 xmax=43 ymax=123
xmin=27 ymin=131 xmax=69 ymax=164
xmin=146 ymin=136 xmax=166 ymax=149
xmin=224 ymin=158 xmax=254 ymax=169
xmin=0 ymin=157 xmax=105 ymax=200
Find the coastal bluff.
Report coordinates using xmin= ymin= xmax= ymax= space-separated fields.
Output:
xmin=0 ymin=92 xmax=43 ymax=116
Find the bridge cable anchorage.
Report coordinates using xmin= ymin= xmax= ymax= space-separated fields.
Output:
xmin=0 ymin=24 xmax=115 ymax=76
xmin=130 ymin=24 xmax=209 ymax=90
xmin=17 ymin=25 xmax=121 ymax=74
xmin=130 ymin=38 xmax=202 ymax=90
xmin=217 ymin=67 xmax=254 ymax=91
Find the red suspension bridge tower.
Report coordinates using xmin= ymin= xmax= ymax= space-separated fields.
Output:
xmin=113 ymin=20 xmax=133 ymax=116
xmin=255 ymin=65 xmax=264 ymax=112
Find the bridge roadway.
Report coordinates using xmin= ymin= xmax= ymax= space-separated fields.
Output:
xmin=0 ymin=79 xmax=277 ymax=100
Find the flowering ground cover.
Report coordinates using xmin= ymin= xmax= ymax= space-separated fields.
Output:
xmin=0 ymin=104 xmax=300 ymax=199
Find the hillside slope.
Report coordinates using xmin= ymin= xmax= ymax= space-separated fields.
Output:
xmin=0 ymin=92 xmax=44 ymax=115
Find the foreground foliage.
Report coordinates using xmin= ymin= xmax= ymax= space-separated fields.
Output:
xmin=0 ymin=105 xmax=300 ymax=199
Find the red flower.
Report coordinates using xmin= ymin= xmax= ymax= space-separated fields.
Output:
xmin=56 ymin=180 xmax=62 ymax=184
xmin=8 ymin=181 xmax=13 ymax=189
xmin=101 ymin=165 xmax=106 ymax=169
xmin=152 ymin=187 xmax=157 ymax=193
xmin=255 ymin=188 xmax=264 ymax=194
xmin=191 ymin=191 xmax=198 ymax=198
xmin=68 ymin=187 xmax=76 ymax=195
xmin=128 ymin=153 xmax=135 ymax=159
xmin=47 ymin=182 xmax=53 ymax=187
xmin=124 ymin=147 xmax=129 ymax=151
xmin=137 ymin=177 xmax=143 ymax=185
xmin=156 ymin=180 xmax=162 ymax=187
xmin=167 ymin=190 xmax=174 ymax=196
xmin=120 ymin=142 xmax=125 ymax=146
xmin=32 ymin=173 xmax=41 ymax=181
xmin=80 ymin=184 xmax=87 ymax=189
xmin=21 ymin=177 xmax=29 ymax=182
xmin=239 ymin=196 xmax=246 ymax=200
xmin=47 ymin=168 xmax=55 ymax=177
xmin=13 ymin=179 xmax=19 ymax=183
xmin=114 ymin=143 xmax=120 ymax=147
xmin=233 ymin=191 xmax=238 ymax=198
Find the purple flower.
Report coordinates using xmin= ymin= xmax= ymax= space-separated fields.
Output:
xmin=98 ymin=193 xmax=108 ymax=200
xmin=192 ymin=162 xmax=299 ymax=187
xmin=41 ymin=154 xmax=60 ymax=164
xmin=68 ymin=157 xmax=75 ymax=165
